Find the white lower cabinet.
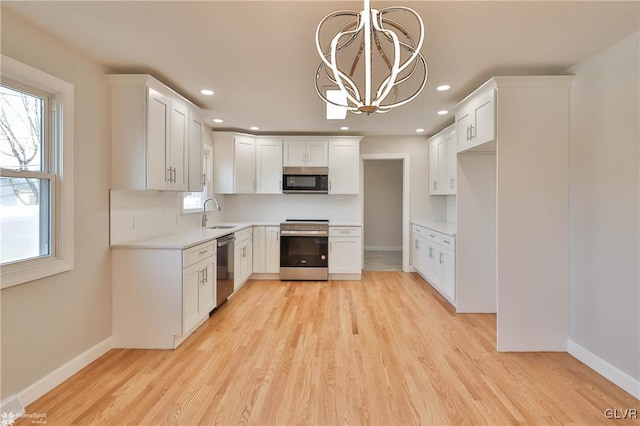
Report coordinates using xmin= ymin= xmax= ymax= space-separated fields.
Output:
xmin=234 ymin=228 xmax=253 ymax=289
xmin=112 ymin=240 xmax=217 ymax=349
xmin=411 ymin=224 xmax=456 ymax=305
xmin=329 ymin=226 xmax=362 ymax=277
xmin=253 ymin=226 xmax=280 ymax=274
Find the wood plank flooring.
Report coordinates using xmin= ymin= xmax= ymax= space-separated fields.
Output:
xmin=18 ymin=272 xmax=639 ymax=425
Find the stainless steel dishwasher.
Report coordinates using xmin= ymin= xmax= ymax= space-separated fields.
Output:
xmin=216 ymin=233 xmax=235 ymax=306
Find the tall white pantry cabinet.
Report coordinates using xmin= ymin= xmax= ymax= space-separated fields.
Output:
xmin=455 ymin=76 xmax=573 ymax=352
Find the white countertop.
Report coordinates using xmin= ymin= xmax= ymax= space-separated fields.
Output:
xmin=111 ymin=221 xmax=362 ymax=250
xmin=412 ymin=220 xmax=457 ymax=237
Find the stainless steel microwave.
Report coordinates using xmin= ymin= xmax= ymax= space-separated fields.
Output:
xmin=282 ymin=167 xmax=329 ymax=194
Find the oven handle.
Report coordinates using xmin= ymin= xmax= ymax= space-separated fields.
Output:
xmin=280 ymin=230 xmax=329 ymax=237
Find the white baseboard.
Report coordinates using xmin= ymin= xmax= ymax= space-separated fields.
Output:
xmin=17 ymin=336 xmax=114 ymax=407
xmin=568 ymin=339 xmax=640 ymax=400
xmin=364 ymin=245 xmax=402 ymax=252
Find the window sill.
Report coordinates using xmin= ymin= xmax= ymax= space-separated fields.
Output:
xmin=1 ymin=256 xmax=73 ymax=289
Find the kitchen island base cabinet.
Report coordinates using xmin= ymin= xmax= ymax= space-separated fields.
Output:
xmin=112 ymin=241 xmax=216 ymax=349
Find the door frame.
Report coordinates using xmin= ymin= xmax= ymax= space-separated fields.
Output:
xmin=360 ymin=154 xmax=410 ymax=272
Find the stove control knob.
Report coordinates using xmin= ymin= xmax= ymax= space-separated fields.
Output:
xmin=321 ymin=255 xmax=326 ymax=260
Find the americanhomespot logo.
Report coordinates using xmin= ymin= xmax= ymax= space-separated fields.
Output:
xmin=1 ymin=412 xmax=47 ymax=425
xmin=0 ymin=412 xmax=18 ymax=426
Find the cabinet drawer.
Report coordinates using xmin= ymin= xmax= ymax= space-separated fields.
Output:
xmin=425 ymin=230 xmax=443 ymax=245
xmin=412 ymin=224 xmax=429 ymax=238
xmin=183 ymin=242 xmax=216 ymax=268
xmin=234 ymin=227 xmax=253 ymax=243
xmin=441 ymin=235 xmax=456 ymax=250
xmin=329 ymin=227 xmax=362 ymax=237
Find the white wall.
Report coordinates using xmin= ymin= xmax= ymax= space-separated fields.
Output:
xmin=363 ymin=160 xmax=403 ymax=250
xmin=1 ymin=9 xmax=112 ymax=399
xmin=567 ymin=32 xmax=639 ymax=384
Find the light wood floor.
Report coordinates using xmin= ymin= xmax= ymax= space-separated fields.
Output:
xmin=19 ymin=272 xmax=638 ymax=425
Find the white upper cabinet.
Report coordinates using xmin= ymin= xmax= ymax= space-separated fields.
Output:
xmin=212 ymin=132 xmax=256 ymax=194
xmin=256 ymin=137 xmax=283 ymax=194
xmin=283 ymin=140 xmax=328 ymax=167
xmin=108 ymin=74 xmax=199 ymax=191
xmin=328 ymin=138 xmax=361 ymax=194
xmin=187 ymin=109 xmax=205 ymax=192
xmin=455 ymin=84 xmax=496 ymax=153
xmin=428 ymin=124 xmax=456 ymax=195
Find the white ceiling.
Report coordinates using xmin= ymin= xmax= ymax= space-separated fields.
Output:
xmin=3 ymin=1 xmax=639 ymax=137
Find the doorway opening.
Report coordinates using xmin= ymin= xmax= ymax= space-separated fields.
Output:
xmin=360 ymin=154 xmax=410 ymax=272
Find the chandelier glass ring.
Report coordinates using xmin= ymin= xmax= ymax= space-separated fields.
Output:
xmin=315 ymin=0 xmax=428 ymax=114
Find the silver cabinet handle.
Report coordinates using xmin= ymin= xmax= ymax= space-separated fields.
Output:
xmin=202 ymin=173 xmax=206 ymax=186
xmin=470 ymin=124 xmax=475 ymax=140
xmin=450 ymin=178 xmax=455 ymax=189
xmin=466 ymin=125 xmax=471 ymax=141
xmin=439 ymin=253 xmax=444 ymax=263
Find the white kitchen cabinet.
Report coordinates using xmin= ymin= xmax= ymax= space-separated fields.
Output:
xmin=112 ymin=240 xmax=217 ymax=349
xmin=456 ymin=85 xmax=495 ymax=153
xmin=428 ymin=124 xmax=456 ymax=195
xmin=234 ymin=228 xmax=253 ymax=289
xmin=328 ymin=138 xmax=361 ymax=194
xmin=283 ymin=140 xmax=329 ymax=167
xmin=212 ymin=132 xmax=256 ymax=194
xmin=411 ymin=223 xmax=455 ymax=306
xmin=256 ymin=137 xmax=283 ymax=194
xmin=187 ymin=108 xmax=205 ymax=192
xmin=329 ymin=226 xmax=362 ymax=277
xmin=253 ymin=226 xmax=280 ymax=274
xmin=182 ymin=242 xmax=216 ymax=335
xmin=108 ymin=74 xmax=197 ymax=191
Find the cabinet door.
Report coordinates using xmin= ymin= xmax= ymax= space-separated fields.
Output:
xmin=456 ymin=110 xmax=473 ymax=153
xmin=234 ymin=135 xmax=256 ymax=193
xmin=253 ymin=226 xmax=266 ymax=273
xmin=183 ymin=263 xmax=201 ymax=334
xmin=199 ymin=258 xmax=216 ymax=315
xmin=265 ymin=226 xmax=280 ymax=273
xmin=444 ymin=131 xmax=457 ymax=194
xmin=433 ymin=246 xmax=444 ymax=291
xmin=169 ymin=100 xmax=189 ymax=191
xmin=188 ymin=109 xmax=204 ymax=192
xmin=441 ymin=248 xmax=455 ymax=302
xmin=329 ymin=237 xmax=362 ymax=274
xmin=473 ymin=91 xmax=495 ymax=146
xmin=256 ymin=138 xmax=283 ymax=194
xmin=146 ymin=88 xmax=171 ymax=190
xmin=306 ymin=141 xmax=329 ymax=167
xmin=328 ymin=140 xmax=359 ymax=194
xmin=413 ymin=235 xmax=428 ymax=275
xmin=283 ymin=140 xmax=307 ymax=167
xmin=429 ymin=138 xmax=440 ymax=195
xmin=424 ymin=242 xmax=436 ymax=283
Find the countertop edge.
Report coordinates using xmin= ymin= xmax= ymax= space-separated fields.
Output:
xmin=411 ymin=220 xmax=457 ymax=237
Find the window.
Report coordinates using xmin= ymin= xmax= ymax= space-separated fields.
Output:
xmin=182 ymin=145 xmax=212 ymax=213
xmin=0 ymin=55 xmax=74 ymax=288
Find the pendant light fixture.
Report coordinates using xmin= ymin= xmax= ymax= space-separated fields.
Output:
xmin=315 ymin=0 xmax=428 ymax=115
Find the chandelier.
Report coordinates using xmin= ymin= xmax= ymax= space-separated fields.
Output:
xmin=314 ymin=0 xmax=428 ymax=115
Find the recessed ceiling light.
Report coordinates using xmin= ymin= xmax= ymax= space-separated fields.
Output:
xmin=212 ymin=118 xmax=224 ymax=124
xmin=200 ymin=89 xmax=214 ymax=96
xmin=250 ymin=126 xmax=260 ymax=131
xmin=437 ymin=110 xmax=449 ymax=115
xmin=436 ymin=85 xmax=451 ymax=91
xmin=340 ymin=126 xmax=349 ymax=131
xmin=416 ymin=128 xmax=425 ymax=133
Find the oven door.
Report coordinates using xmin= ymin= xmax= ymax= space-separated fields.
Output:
xmin=280 ymin=233 xmax=328 ymax=280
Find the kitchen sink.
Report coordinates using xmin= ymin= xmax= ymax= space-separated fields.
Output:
xmin=207 ymin=225 xmax=236 ymax=230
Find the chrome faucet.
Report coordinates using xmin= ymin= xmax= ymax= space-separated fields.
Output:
xmin=202 ymin=197 xmax=221 ymax=227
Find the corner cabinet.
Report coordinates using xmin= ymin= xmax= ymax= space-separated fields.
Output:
xmin=428 ymin=124 xmax=456 ymax=195
xmin=411 ymin=224 xmax=455 ymax=306
xmin=108 ymin=74 xmax=202 ymax=191
xmin=212 ymin=132 xmax=256 ymax=194
xmin=112 ymin=240 xmax=217 ymax=349
xmin=328 ymin=138 xmax=361 ymax=194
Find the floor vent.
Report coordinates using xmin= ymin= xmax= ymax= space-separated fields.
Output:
xmin=0 ymin=395 xmax=25 ymax=426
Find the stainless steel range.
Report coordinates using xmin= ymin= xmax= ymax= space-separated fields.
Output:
xmin=279 ymin=219 xmax=329 ymax=281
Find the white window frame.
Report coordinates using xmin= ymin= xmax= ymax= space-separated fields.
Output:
xmin=182 ymin=144 xmax=213 ymax=214
xmin=0 ymin=55 xmax=74 ymax=288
